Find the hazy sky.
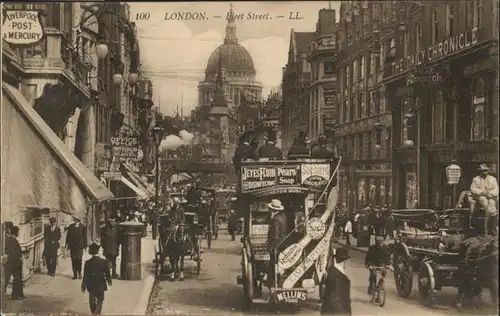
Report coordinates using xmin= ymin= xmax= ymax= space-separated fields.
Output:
xmin=128 ymin=1 xmax=340 ymax=116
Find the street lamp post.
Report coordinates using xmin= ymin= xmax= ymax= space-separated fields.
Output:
xmin=77 ymin=4 xmax=140 ymax=86
xmin=152 ymin=125 xmax=165 ymax=240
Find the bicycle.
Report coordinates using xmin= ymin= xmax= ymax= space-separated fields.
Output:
xmin=368 ymin=265 xmax=393 ymax=307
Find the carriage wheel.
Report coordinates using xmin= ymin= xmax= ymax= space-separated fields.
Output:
xmin=207 ymin=232 xmax=212 ymax=249
xmin=242 ymin=251 xmax=254 ymax=311
xmin=213 ymin=213 xmax=219 ymax=240
xmin=393 ymin=251 xmax=413 ymax=298
xmin=196 ymin=242 xmax=202 ymax=275
xmin=418 ymin=261 xmax=437 ymax=307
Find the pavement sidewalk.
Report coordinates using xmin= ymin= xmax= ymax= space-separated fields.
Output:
xmin=3 ymin=235 xmax=156 ymax=315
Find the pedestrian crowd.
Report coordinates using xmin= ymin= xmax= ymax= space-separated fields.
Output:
xmin=334 ymin=204 xmax=397 ymax=246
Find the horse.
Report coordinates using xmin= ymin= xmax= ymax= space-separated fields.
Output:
xmin=163 ymin=205 xmax=192 ymax=281
xmin=457 ymin=235 xmax=498 ymax=308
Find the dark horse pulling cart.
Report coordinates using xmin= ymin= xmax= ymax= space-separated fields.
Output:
xmin=391 ymin=208 xmax=498 ymax=309
xmin=154 ymin=210 xmax=202 ymax=281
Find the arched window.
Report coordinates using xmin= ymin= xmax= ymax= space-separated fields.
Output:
xmin=471 ymin=78 xmax=486 ymax=140
xmin=433 ymin=91 xmax=444 ymax=143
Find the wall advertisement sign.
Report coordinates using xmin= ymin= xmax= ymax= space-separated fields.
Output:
xmin=110 ymin=136 xmax=140 ymax=172
xmin=2 ymin=10 xmax=44 ymax=45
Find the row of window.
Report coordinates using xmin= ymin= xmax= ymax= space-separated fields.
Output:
xmin=340 ymin=87 xmax=386 ymax=124
xmin=400 ymin=77 xmax=493 ymax=146
xmin=342 ymin=1 xmax=483 ymax=52
xmin=339 ymin=176 xmax=392 ymax=209
xmin=402 ymin=2 xmax=482 ymax=59
xmin=340 ymin=128 xmax=392 ymax=160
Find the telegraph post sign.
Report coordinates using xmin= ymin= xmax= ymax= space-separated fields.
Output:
xmin=2 ymin=10 xmax=45 ymax=45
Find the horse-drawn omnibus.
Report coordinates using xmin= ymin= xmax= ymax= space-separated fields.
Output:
xmin=235 ymin=158 xmax=341 ymax=310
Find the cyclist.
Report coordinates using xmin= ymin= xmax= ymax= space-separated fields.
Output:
xmin=364 ymin=236 xmax=391 ymax=298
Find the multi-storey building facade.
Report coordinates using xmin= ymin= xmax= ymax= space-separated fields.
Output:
xmin=2 ymin=2 xmax=116 ymax=280
xmin=307 ymin=9 xmax=339 ymax=141
xmin=281 ymin=30 xmax=315 ymax=153
xmin=336 ymin=1 xmax=394 ymax=210
xmin=385 ymin=0 xmax=499 ymax=209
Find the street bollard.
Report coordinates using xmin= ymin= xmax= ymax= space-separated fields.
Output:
xmin=119 ymin=221 xmax=143 ymax=280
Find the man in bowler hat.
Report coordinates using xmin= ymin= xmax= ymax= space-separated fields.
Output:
xmin=43 ymin=217 xmax=61 ymax=276
xmin=321 ymin=247 xmax=352 ymax=315
xmin=66 ymin=216 xmax=87 ymax=279
xmin=81 ymin=243 xmax=112 ymax=316
xmin=5 ymin=226 xmax=25 ymax=300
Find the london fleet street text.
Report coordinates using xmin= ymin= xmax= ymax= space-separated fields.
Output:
xmin=226 ymin=11 xmax=303 ymax=20
xmin=164 ymin=11 xmax=303 ymax=20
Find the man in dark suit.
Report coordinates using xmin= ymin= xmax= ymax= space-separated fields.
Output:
xmin=101 ymin=218 xmax=120 ymax=278
xmin=287 ymin=131 xmax=310 ymax=159
xmin=43 ymin=217 xmax=61 ymax=276
xmin=81 ymin=243 xmax=112 ymax=316
xmin=311 ymin=134 xmax=337 ymax=159
xmin=267 ymin=199 xmax=288 ymax=287
xmin=321 ymin=247 xmax=352 ymax=315
xmin=6 ymin=226 xmax=25 ymax=300
xmin=258 ymin=129 xmax=284 ymax=160
xmin=66 ymin=216 xmax=87 ymax=279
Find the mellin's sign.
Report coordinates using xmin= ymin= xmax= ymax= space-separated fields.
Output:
xmin=2 ymin=10 xmax=44 ymax=45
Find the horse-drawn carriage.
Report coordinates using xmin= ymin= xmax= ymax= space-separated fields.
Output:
xmin=154 ymin=208 xmax=203 ymax=280
xmin=235 ymin=158 xmax=341 ymax=310
xmin=214 ymin=188 xmax=237 ymax=233
xmin=391 ymin=207 xmax=498 ymax=308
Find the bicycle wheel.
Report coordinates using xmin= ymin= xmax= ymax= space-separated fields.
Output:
xmin=377 ymin=278 xmax=386 ymax=307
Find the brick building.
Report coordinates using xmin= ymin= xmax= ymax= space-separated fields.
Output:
xmin=385 ymin=0 xmax=499 ymax=209
xmin=336 ymin=1 xmax=394 ymax=210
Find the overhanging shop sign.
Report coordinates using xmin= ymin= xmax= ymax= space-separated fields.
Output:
xmin=394 ymin=27 xmax=479 ymax=75
xmin=2 ymin=10 xmax=44 ymax=45
xmin=110 ymin=137 xmax=140 ymax=172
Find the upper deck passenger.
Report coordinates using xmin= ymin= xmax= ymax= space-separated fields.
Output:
xmin=257 ymin=129 xmax=284 ymax=160
xmin=287 ymin=131 xmax=310 ymax=160
xmin=232 ymin=132 xmax=258 ymax=164
xmin=311 ymin=134 xmax=338 ymax=159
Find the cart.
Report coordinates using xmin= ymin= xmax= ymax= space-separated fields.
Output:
xmin=235 ymin=158 xmax=341 ymax=310
xmin=214 ymin=188 xmax=236 ymax=239
xmin=391 ymin=207 xmax=487 ymax=307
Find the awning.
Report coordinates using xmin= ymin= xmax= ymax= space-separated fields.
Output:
xmin=122 ymin=163 xmax=154 ymax=196
xmin=1 ymin=83 xmax=114 ymax=221
xmin=120 ymin=176 xmax=149 ymax=200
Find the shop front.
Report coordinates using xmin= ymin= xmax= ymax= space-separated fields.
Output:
xmin=388 ymin=26 xmax=498 ymax=209
xmin=1 ymin=83 xmax=114 ymax=280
